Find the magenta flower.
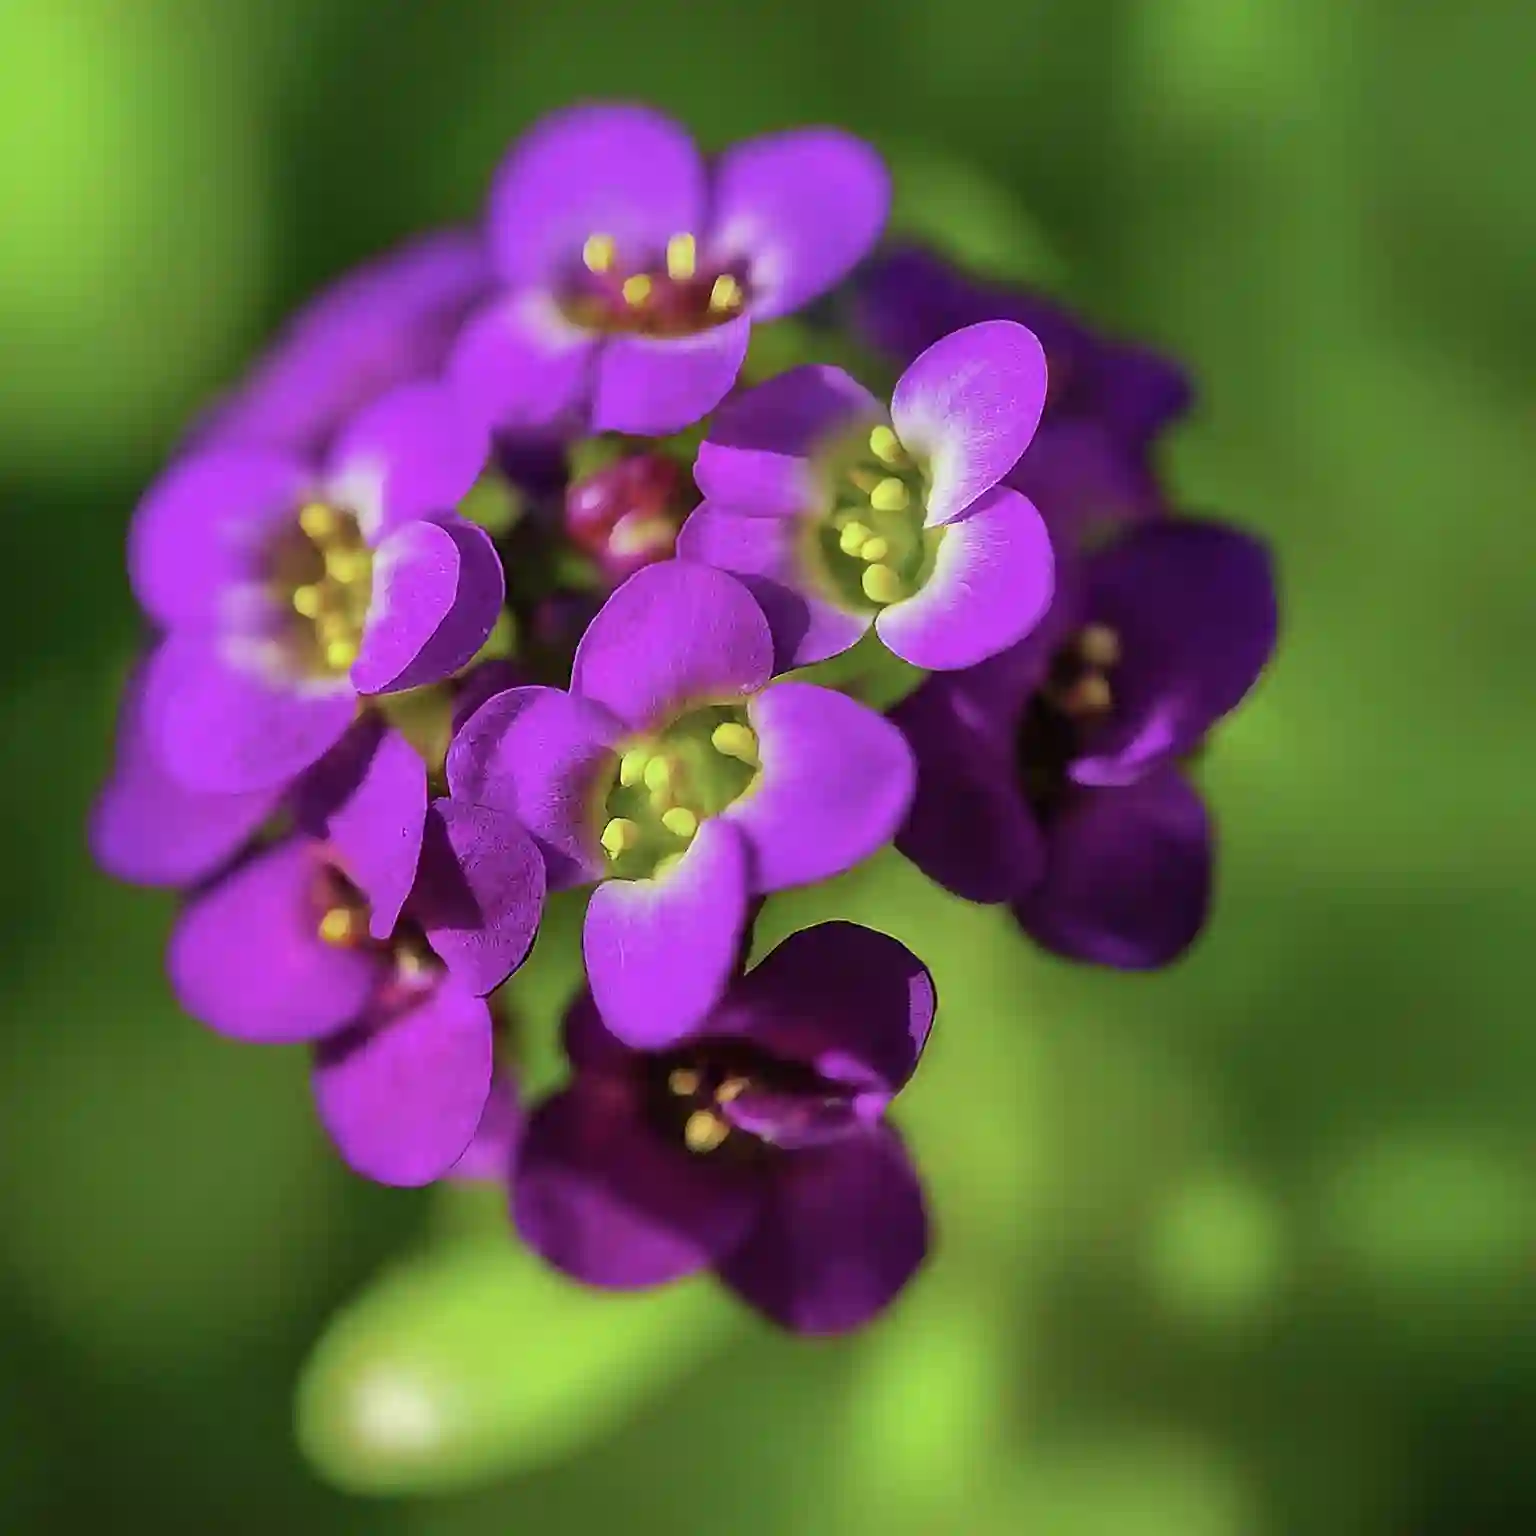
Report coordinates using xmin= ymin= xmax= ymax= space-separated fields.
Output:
xmin=515 ymin=922 xmax=933 ymax=1336
xmin=677 ymin=321 xmax=1056 ymax=672
xmin=130 ymin=382 xmax=505 ymax=795
xmin=447 ymin=561 xmax=915 ymax=1047
xmin=894 ymin=520 xmax=1277 ymax=968
xmin=450 ymin=104 xmax=889 ymax=437
xmin=170 ymin=824 xmax=543 ymax=1186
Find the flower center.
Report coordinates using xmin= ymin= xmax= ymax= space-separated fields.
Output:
xmin=812 ymin=423 xmax=941 ymax=612
xmin=596 ymin=704 xmax=761 ymax=881
xmin=312 ymin=863 xmax=440 ymax=1001
xmin=1015 ymin=623 xmax=1121 ymax=818
xmin=265 ymin=501 xmax=373 ymax=678
xmin=561 ymin=230 xmax=750 ymax=338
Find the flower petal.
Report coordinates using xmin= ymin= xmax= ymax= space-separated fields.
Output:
xmin=128 ymin=450 xmax=304 ymax=629
xmin=486 ymin=104 xmax=706 ymax=288
xmin=1008 ymin=417 xmax=1166 ymax=553
xmin=1014 ymin=766 xmax=1211 ymax=970
xmin=448 ymin=291 xmax=597 ymax=432
xmin=513 ymin=1077 xmax=756 ymax=1290
xmin=875 ymin=484 xmax=1055 ymax=671
xmin=891 ymin=320 xmax=1048 ymax=525
xmin=414 ymin=798 xmax=546 ymax=997
xmin=90 ymin=649 xmax=280 ymax=887
xmin=583 ymin=817 xmax=748 ymax=1048
xmin=446 ymin=1073 xmax=524 ymax=1184
xmin=560 ymin=987 xmax=634 ymax=1076
xmin=571 ymin=562 xmax=773 ymax=729
xmin=146 ymin=631 xmax=357 ymax=794
xmin=676 ymin=504 xmax=868 ymax=671
xmin=313 ymin=976 xmax=493 ymax=1187
xmin=717 ymin=1125 xmax=928 ymax=1336
xmin=591 ymin=317 xmax=752 ymax=436
xmin=446 ymin=685 xmax=619 ymax=889
xmin=710 ymin=128 xmax=889 ymax=321
xmin=727 ymin=682 xmax=914 ymax=891
xmin=169 ymin=838 xmax=378 ymax=1043
xmin=694 ymin=364 xmax=881 ymax=517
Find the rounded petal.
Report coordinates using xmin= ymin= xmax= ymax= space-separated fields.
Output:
xmin=446 ymin=1074 xmax=524 ymax=1184
xmin=891 ymin=320 xmax=1049 ymax=525
xmin=146 ymin=631 xmax=357 ymax=795
xmin=513 ymin=1079 xmax=756 ymax=1290
xmin=446 ymin=685 xmax=619 ymax=889
xmin=716 ymin=1125 xmax=928 ymax=1336
xmin=415 ymin=798 xmax=546 ymax=997
xmin=1008 ymin=417 xmax=1166 ymax=552
xmin=169 ymin=839 xmax=378 ymax=1044
xmin=352 ymin=517 xmax=505 ymax=696
xmin=876 ymin=484 xmax=1055 ymax=671
xmin=448 ymin=291 xmax=596 ymax=433
xmin=891 ymin=674 xmax=1044 ymax=904
xmin=583 ymin=818 xmax=748 ymax=1049
xmin=487 ymin=104 xmax=706 ymax=288
xmin=560 ymin=987 xmax=633 ymax=1076
xmin=591 ymin=317 xmax=752 ymax=437
xmin=720 ymin=922 xmax=936 ymax=1098
xmin=1014 ymin=767 xmax=1211 ymax=970
xmin=710 ymin=128 xmax=890 ymax=321
xmin=314 ymin=977 xmax=494 ymax=1187
xmin=90 ymin=650 xmax=280 ymax=887
xmin=694 ymin=364 xmax=881 ymax=518
xmin=571 ymin=562 xmax=773 ymax=730
xmin=727 ymin=682 xmax=914 ymax=891
xmin=325 ymin=382 xmax=489 ymax=541
xmin=676 ymin=504 xmax=868 ymax=671
xmin=128 ymin=450 xmax=304 ymax=629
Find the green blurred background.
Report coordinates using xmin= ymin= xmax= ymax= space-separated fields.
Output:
xmin=3 ymin=0 xmax=1533 ymax=1530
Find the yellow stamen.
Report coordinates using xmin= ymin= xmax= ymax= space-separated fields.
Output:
xmin=643 ymin=755 xmax=672 ymax=794
xmin=683 ymin=1109 xmax=728 ymax=1153
xmin=581 ymin=232 xmax=616 ymax=273
xmin=861 ymin=564 xmax=904 ymax=605
xmin=1064 ymin=673 xmax=1113 ymax=716
xmin=869 ymin=476 xmax=909 ymax=513
xmin=868 ymin=423 xmax=903 ymax=464
xmin=652 ymin=852 xmax=685 ymax=882
xmin=716 ymin=1076 xmax=747 ymax=1104
xmin=661 ymin=806 xmax=699 ymax=840
xmin=619 ymin=748 xmax=648 ymax=787
xmin=668 ymin=1067 xmax=700 ymax=1097
xmin=318 ymin=907 xmax=356 ymax=946
xmin=621 ymin=274 xmax=653 ymax=307
xmin=325 ymin=638 xmax=359 ymax=670
xmin=1079 ymin=623 xmax=1122 ymax=669
xmin=292 ymin=585 xmax=321 ymax=618
xmin=299 ymin=502 xmax=337 ymax=540
xmin=665 ymin=232 xmax=697 ymax=281
xmin=395 ymin=944 xmax=432 ymax=982
xmin=708 ymin=273 xmax=743 ymax=312
xmin=600 ymin=817 xmax=639 ymax=858
xmin=710 ymin=722 xmax=758 ymax=763
xmin=325 ymin=548 xmax=368 ymax=584
xmin=859 ymin=536 xmax=889 ymax=563
xmin=838 ymin=520 xmax=872 ymax=556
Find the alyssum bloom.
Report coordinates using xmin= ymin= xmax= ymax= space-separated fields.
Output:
xmin=677 ymin=320 xmax=1056 ymax=672
xmin=451 ymin=103 xmax=889 ymax=437
xmin=894 ymin=518 xmax=1277 ymax=968
xmin=447 ymin=560 xmax=915 ymax=1047
xmin=130 ymin=382 xmax=505 ymax=795
xmin=516 ymin=922 xmax=934 ymax=1335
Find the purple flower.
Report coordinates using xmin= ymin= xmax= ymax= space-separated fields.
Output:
xmin=849 ymin=245 xmax=1192 ymax=549
xmin=515 ymin=922 xmax=933 ymax=1335
xmin=447 ymin=1072 xmax=524 ymax=1183
xmin=893 ymin=519 xmax=1277 ymax=968
xmin=447 ymin=561 xmax=915 ymax=1047
xmin=677 ymin=321 xmax=1055 ymax=672
xmin=450 ymin=104 xmax=889 ymax=437
xmin=130 ymin=382 xmax=505 ymax=795
xmin=194 ymin=230 xmax=491 ymax=459
xmin=170 ymin=825 xmax=543 ymax=1185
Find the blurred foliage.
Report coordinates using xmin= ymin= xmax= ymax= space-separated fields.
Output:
xmin=2 ymin=0 xmax=1533 ymax=1531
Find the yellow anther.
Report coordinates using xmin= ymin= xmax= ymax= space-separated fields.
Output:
xmin=668 ymin=1067 xmax=700 ymax=1097
xmin=710 ymin=722 xmax=758 ymax=763
xmin=643 ymin=755 xmax=672 ymax=794
xmin=292 ymin=584 xmax=322 ymax=618
xmin=838 ymin=520 xmax=873 ymax=556
xmin=683 ymin=1109 xmax=728 ymax=1153
xmin=609 ymin=515 xmax=674 ymax=557
xmin=325 ymin=547 xmax=368 ymax=584
xmin=1064 ymin=673 xmax=1113 ymax=716
xmin=665 ymin=232 xmax=697 ymax=281
xmin=868 ymin=423 xmax=903 ymax=464
xmin=869 ymin=476 xmax=910 ymax=513
xmin=859 ymin=536 xmax=890 ymax=563
xmin=395 ymin=944 xmax=432 ymax=982
xmin=651 ymin=852 xmax=685 ymax=882
xmin=318 ymin=907 xmax=356 ymax=946
xmin=861 ymin=564 xmax=904 ymax=605
xmin=299 ymin=502 xmax=338 ymax=540
xmin=715 ymin=1076 xmax=747 ymax=1104
xmin=708 ymin=273 xmax=743 ymax=312
xmin=661 ymin=806 xmax=699 ymax=840
xmin=1079 ymin=623 xmax=1122 ymax=669
xmin=619 ymin=748 xmax=649 ymax=787
xmin=600 ymin=817 xmax=640 ymax=858
xmin=325 ymin=637 xmax=359 ymax=670
xmin=581 ymin=232 xmax=616 ymax=273
xmin=621 ymin=274 xmax=653 ymax=307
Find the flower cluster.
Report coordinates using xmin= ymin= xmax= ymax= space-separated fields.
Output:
xmin=92 ymin=104 xmax=1276 ymax=1336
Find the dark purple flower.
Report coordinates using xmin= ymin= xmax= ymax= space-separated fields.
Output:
xmin=447 ymin=561 xmax=915 ymax=1048
xmin=194 ymin=230 xmax=491 ymax=459
xmin=169 ymin=826 xmax=543 ymax=1185
xmin=515 ymin=922 xmax=933 ymax=1335
xmin=451 ymin=104 xmax=889 ymax=437
xmin=849 ymin=245 xmax=1193 ymax=549
xmin=678 ymin=321 xmax=1055 ymax=672
xmin=894 ymin=519 xmax=1277 ymax=968
xmin=130 ymin=382 xmax=505 ymax=796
